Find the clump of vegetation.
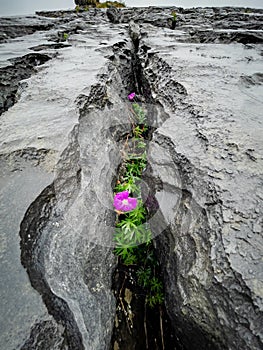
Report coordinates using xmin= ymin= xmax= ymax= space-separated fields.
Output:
xmin=85 ymin=0 xmax=97 ymax=5
xmin=171 ymin=10 xmax=177 ymax=21
xmin=113 ymin=94 xmax=164 ymax=308
xmin=96 ymin=1 xmax=125 ymax=8
xmin=63 ymin=33 xmax=69 ymax=41
xmin=169 ymin=10 xmax=177 ymax=30
xmin=244 ymin=8 xmax=252 ymax=13
xmin=75 ymin=0 xmax=125 ymax=10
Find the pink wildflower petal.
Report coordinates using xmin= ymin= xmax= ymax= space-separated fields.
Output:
xmin=115 ymin=190 xmax=129 ymax=200
xmin=127 ymin=197 xmax=137 ymax=210
xmin=128 ymin=92 xmax=136 ymax=101
xmin=114 ymin=191 xmax=137 ymax=212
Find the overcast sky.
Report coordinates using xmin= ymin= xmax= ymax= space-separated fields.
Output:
xmin=127 ymin=0 xmax=263 ymax=7
xmin=0 ymin=0 xmax=262 ymax=16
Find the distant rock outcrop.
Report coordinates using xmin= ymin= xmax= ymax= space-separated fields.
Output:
xmin=75 ymin=0 xmax=98 ymax=6
xmin=106 ymin=7 xmax=121 ymax=23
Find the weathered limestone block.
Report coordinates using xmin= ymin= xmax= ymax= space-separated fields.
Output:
xmin=141 ymin=22 xmax=263 ymax=350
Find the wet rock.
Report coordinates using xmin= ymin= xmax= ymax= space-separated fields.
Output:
xmin=20 ymin=320 xmax=66 ymax=350
xmin=0 ymin=53 xmax=52 ymax=116
xmin=189 ymin=29 xmax=263 ymax=44
xmin=107 ymin=7 xmax=121 ymax=24
xmin=0 ymin=6 xmax=262 ymax=350
xmin=0 ymin=21 xmax=129 ymax=349
xmin=0 ymin=16 xmax=55 ymax=43
xmin=120 ymin=6 xmax=263 ymax=43
xmin=29 ymin=43 xmax=71 ymax=51
xmin=240 ymin=72 xmax=263 ymax=87
xmin=139 ymin=18 xmax=263 ymax=350
xmin=0 ymin=12 xmax=106 ymax=116
xmin=36 ymin=10 xmax=77 ymax=18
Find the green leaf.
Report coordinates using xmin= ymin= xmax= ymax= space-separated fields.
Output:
xmin=150 ymin=277 xmax=163 ymax=292
xmin=137 ymin=267 xmax=152 ymax=288
xmin=132 ymin=103 xmax=146 ymax=124
xmin=137 ymin=140 xmax=146 ymax=149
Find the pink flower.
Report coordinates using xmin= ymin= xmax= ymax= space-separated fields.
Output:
xmin=114 ymin=190 xmax=137 ymax=212
xmin=128 ymin=92 xmax=136 ymax=101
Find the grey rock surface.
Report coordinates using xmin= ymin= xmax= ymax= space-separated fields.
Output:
xmin=0 ymin=12 xmax=130 ymax=349
xmin=0 ymin=16 xmax=55 ymax=43
xmin=106 ymin=7 xmax=121 ymax=24
xmin=0 ymin=6 xmax=262 ymax=350
xmin=138 ymin=12 xmax=263 ymax=350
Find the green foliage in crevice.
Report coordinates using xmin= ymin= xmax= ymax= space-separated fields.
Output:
xmin=113 ymin=101 xmax=164 ymax=308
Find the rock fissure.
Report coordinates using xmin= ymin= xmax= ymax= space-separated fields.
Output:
xmin=0 ymin=53 xmax=53 ymax=116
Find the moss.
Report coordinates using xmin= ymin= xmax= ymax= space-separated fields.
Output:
xmin=96 ymin=1 xmax=126 ymax=8
xmin=85 ymin=0 xmax=97 ymax=5
xmin=76 ymin=0 xmax=125 ymax=9
xmin=63 ymin=33 xmax=69 ymax=40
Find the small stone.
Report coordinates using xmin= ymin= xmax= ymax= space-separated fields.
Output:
xmin=253 ymin=223 xmax=262 ymax=233
xmin=230 ymin=223 xmax=241 ymax=231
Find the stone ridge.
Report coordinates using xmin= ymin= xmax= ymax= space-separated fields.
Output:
xmin=137 ymin=14 xmax=263 ymax=350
